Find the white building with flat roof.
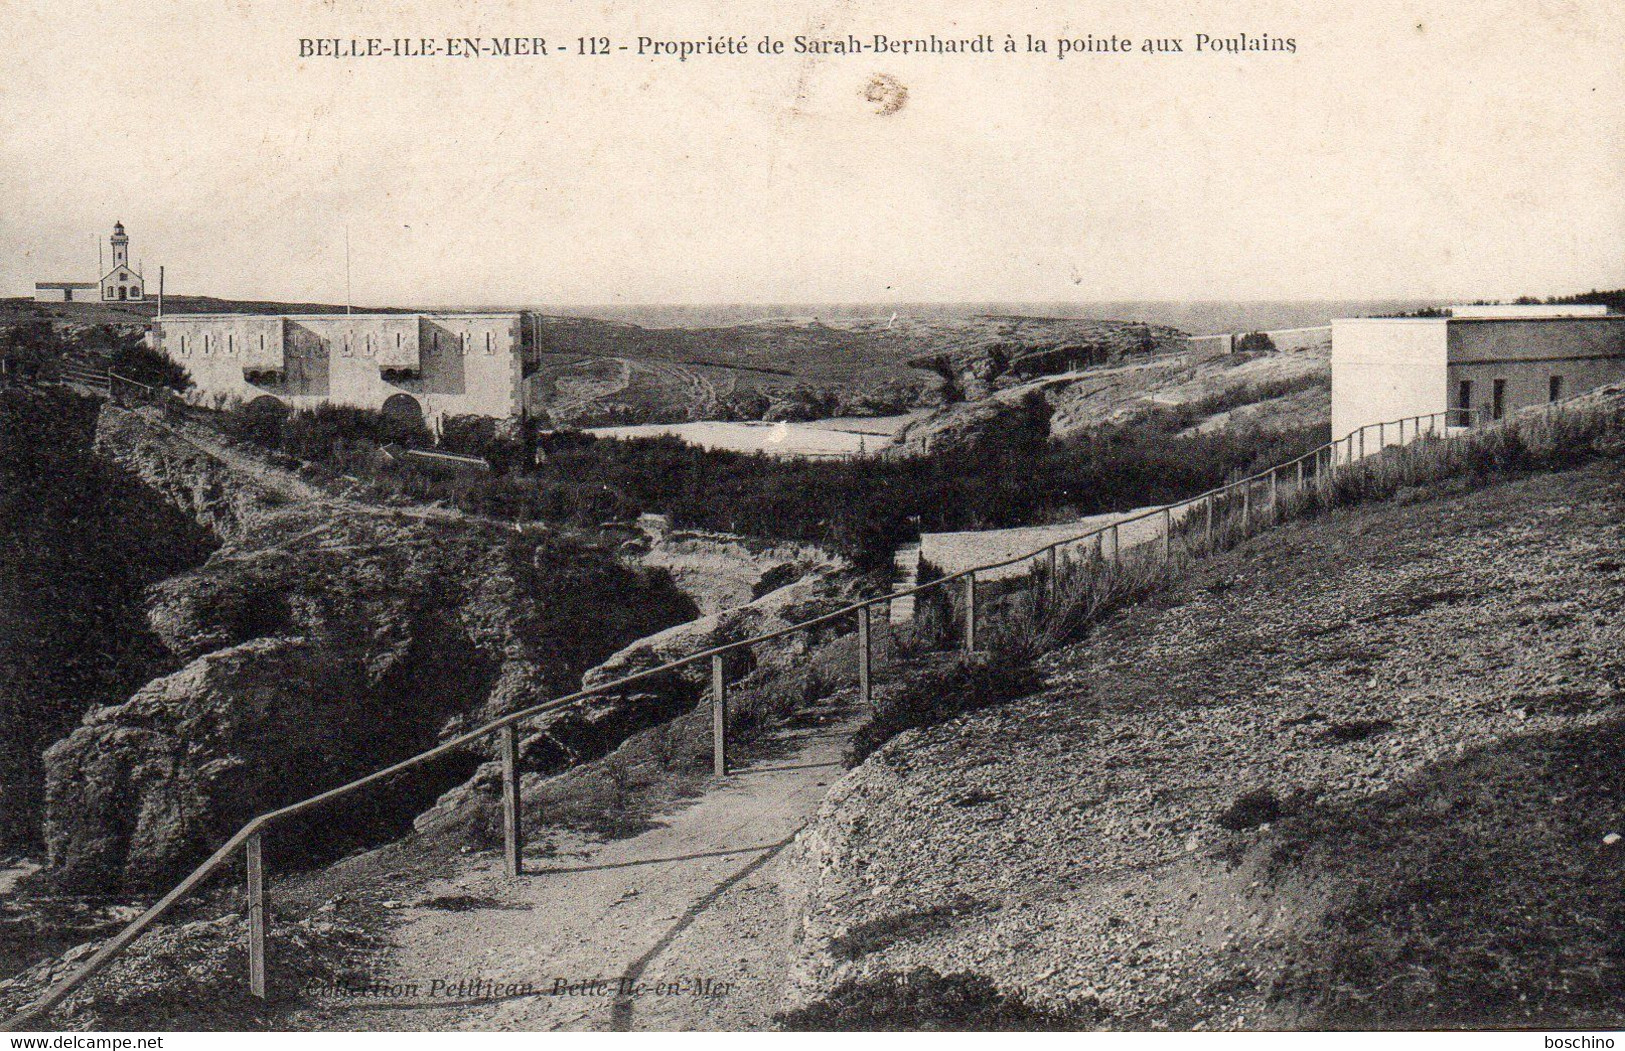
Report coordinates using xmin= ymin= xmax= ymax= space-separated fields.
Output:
xmin=1449 ymin=303 xmax=1609 ymax=319
xmin=155 ymin=312 xmax=525 ymax=428
xmin=1331 ymin=311 xmax=1625 ymax=452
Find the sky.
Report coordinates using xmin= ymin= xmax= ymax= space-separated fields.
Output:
xmin=1 ymin=0 xmax=1621 ymax=306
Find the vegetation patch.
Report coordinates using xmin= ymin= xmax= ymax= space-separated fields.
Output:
xmin=828 ymin=898 xmax=990 ymax=961
xmin=1254 ymin=718 xmax=1625 ymax=1028
xmin=1216 ymin=788 xmax=1291 ymax=831
xmin=1318 ymin=719 xmax=1394 ymax=745
xmin=846 ymin=654 xmax=1042 ymax=767
xmin=776 ymin=967 xmax=1098 ymax=1031
xmin=212 ymin=388 xmax=1326 ymax=572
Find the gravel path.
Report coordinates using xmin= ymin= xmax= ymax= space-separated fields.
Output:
xmin=289 ymin=709 xmax=859 ymax=1031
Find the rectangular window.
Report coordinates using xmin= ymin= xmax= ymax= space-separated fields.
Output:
xmin=1456 ymin=379 xmax=1472 ymax=423
xmin=227 ymin=334 xmax=234 ymax=354
xmin=260 ymin=334 xmax=266 ymax=351
xmin=1492 ymin=378 xmax=1506 ymax=421
xmin=485 ymin=332 xmax=494 ymax=354
xmin=1549 ymin=375 xmax=1564 ymax=402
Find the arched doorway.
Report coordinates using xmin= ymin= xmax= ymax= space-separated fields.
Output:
xmin=380 ymin=393 xmax=427 ymax=442
xmin=240 ymin=395 xmax=287 ymax=444
xmin=245 ymin=394 xmax=287 ymax=417
xmin=381 ymin=393 xmax=423 ymax=426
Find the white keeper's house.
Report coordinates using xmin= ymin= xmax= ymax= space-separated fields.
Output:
xmin=34 ymin=222 xmax=145 ymax=303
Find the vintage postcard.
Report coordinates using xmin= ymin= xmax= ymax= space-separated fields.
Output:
xmin=1 ymin=0 xmax=1622 ymax=1041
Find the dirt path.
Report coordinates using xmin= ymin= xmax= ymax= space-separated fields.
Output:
xmin=289 ymin=712 xmax=857 ymax=1032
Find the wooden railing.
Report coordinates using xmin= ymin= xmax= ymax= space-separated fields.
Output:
xmin=0 ymin=402 xmax=1510 ymax=1029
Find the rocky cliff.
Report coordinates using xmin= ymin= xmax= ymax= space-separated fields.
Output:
xmin=41 ymin=405 xmax=697 ymax=892
xmin=0 ymin=389 xmax=215 ymax=852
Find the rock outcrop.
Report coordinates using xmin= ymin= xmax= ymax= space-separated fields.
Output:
xmin=906 ymin=320 xmax=1185 ymax=402
xmin=413 ymin=558 xmax=863 ymax=833
xmin=0 ymin=389 xmax=215 ymax=852
xmin=620 ymin=515 xmax=845 ymax=615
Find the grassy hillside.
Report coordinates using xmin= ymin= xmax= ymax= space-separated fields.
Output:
xmin=525 ymin=314 xmax=1187 ymax=425
xmin=787 ymin=437 xmax=1625 ymax=1030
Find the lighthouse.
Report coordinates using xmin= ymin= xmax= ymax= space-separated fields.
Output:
xmin=99 ymin=222 xmax=143 ymax=301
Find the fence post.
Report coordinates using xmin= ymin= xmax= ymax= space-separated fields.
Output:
xmin=857 ymin=605 xmax=872 ymax=709
xmin=711 ymin=654 xmax=728 ymax=776
xmin=963 ymin=573 xmax=978 ymax=653
xmin=1242 ymin=483 xmax=1251 ymax=533
xmin=1359 ymin=427 xmax=1366 ymax=461
xmin=1109 ymin=523 xmax=1120 ymax=563
xmin=1379 ymin=420 xmax=1386 ymax=449
xmin=499 ymin=724 xmax=522 ymax=876
xmin=1296 ymin=458 xmax=1305 ymax=490
xmin=246 ymin=832 xmax=266 ymax=999
xmin=1269 ymin=469 xmax=1278 ymax=522
xmin=1160 ymin=506 xmax=1171 ymax=563
xmin=1204 ymin=493 xmax=1214 ymax=546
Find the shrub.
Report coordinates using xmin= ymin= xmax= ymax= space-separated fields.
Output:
xmin=109 ymin=342 xmax=190 ymax=392
xmin=0 ymin=320 xmax=61 ymax=380
xmin=1217 ymin=788 xmax=1288 ymax=831
xmin=218 ymin=398 xmax=287 ymax=449
xmin=1235 ymin=330 xmax=1277 ymax=353
xmin=846 ymin=653 xmax=1042 ymax=766
xmin=776 ymin=967 xmax=1096 ymax=1031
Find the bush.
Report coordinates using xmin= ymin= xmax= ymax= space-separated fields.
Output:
xmin=107 ymin=338 xmax=191 ymax=392
xmin=1235 ymin=330 xmax=1277 ymax=353
xmin=846 ymin=653 xmax=1042 ymax=766
xmin=0 ymin=320 xmax=61 ymax=380
xmin=776 ymin=967 xmax=1096 ymax=1031
xmin=280 ymin=404 xmax=428 ymax=461
xmin=1217 ymin=788 xmax=1288 ymax=831
xmin=218 ymin=398 xmax=287 ymax=449
xmin=438 ymin=414 xmax=528 ymax=474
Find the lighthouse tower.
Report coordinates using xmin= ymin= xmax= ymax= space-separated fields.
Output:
xmin=100 ymin=222 xmax=143 ymax=301
xmin=110 ymin=222 xmax=128 ymax=268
